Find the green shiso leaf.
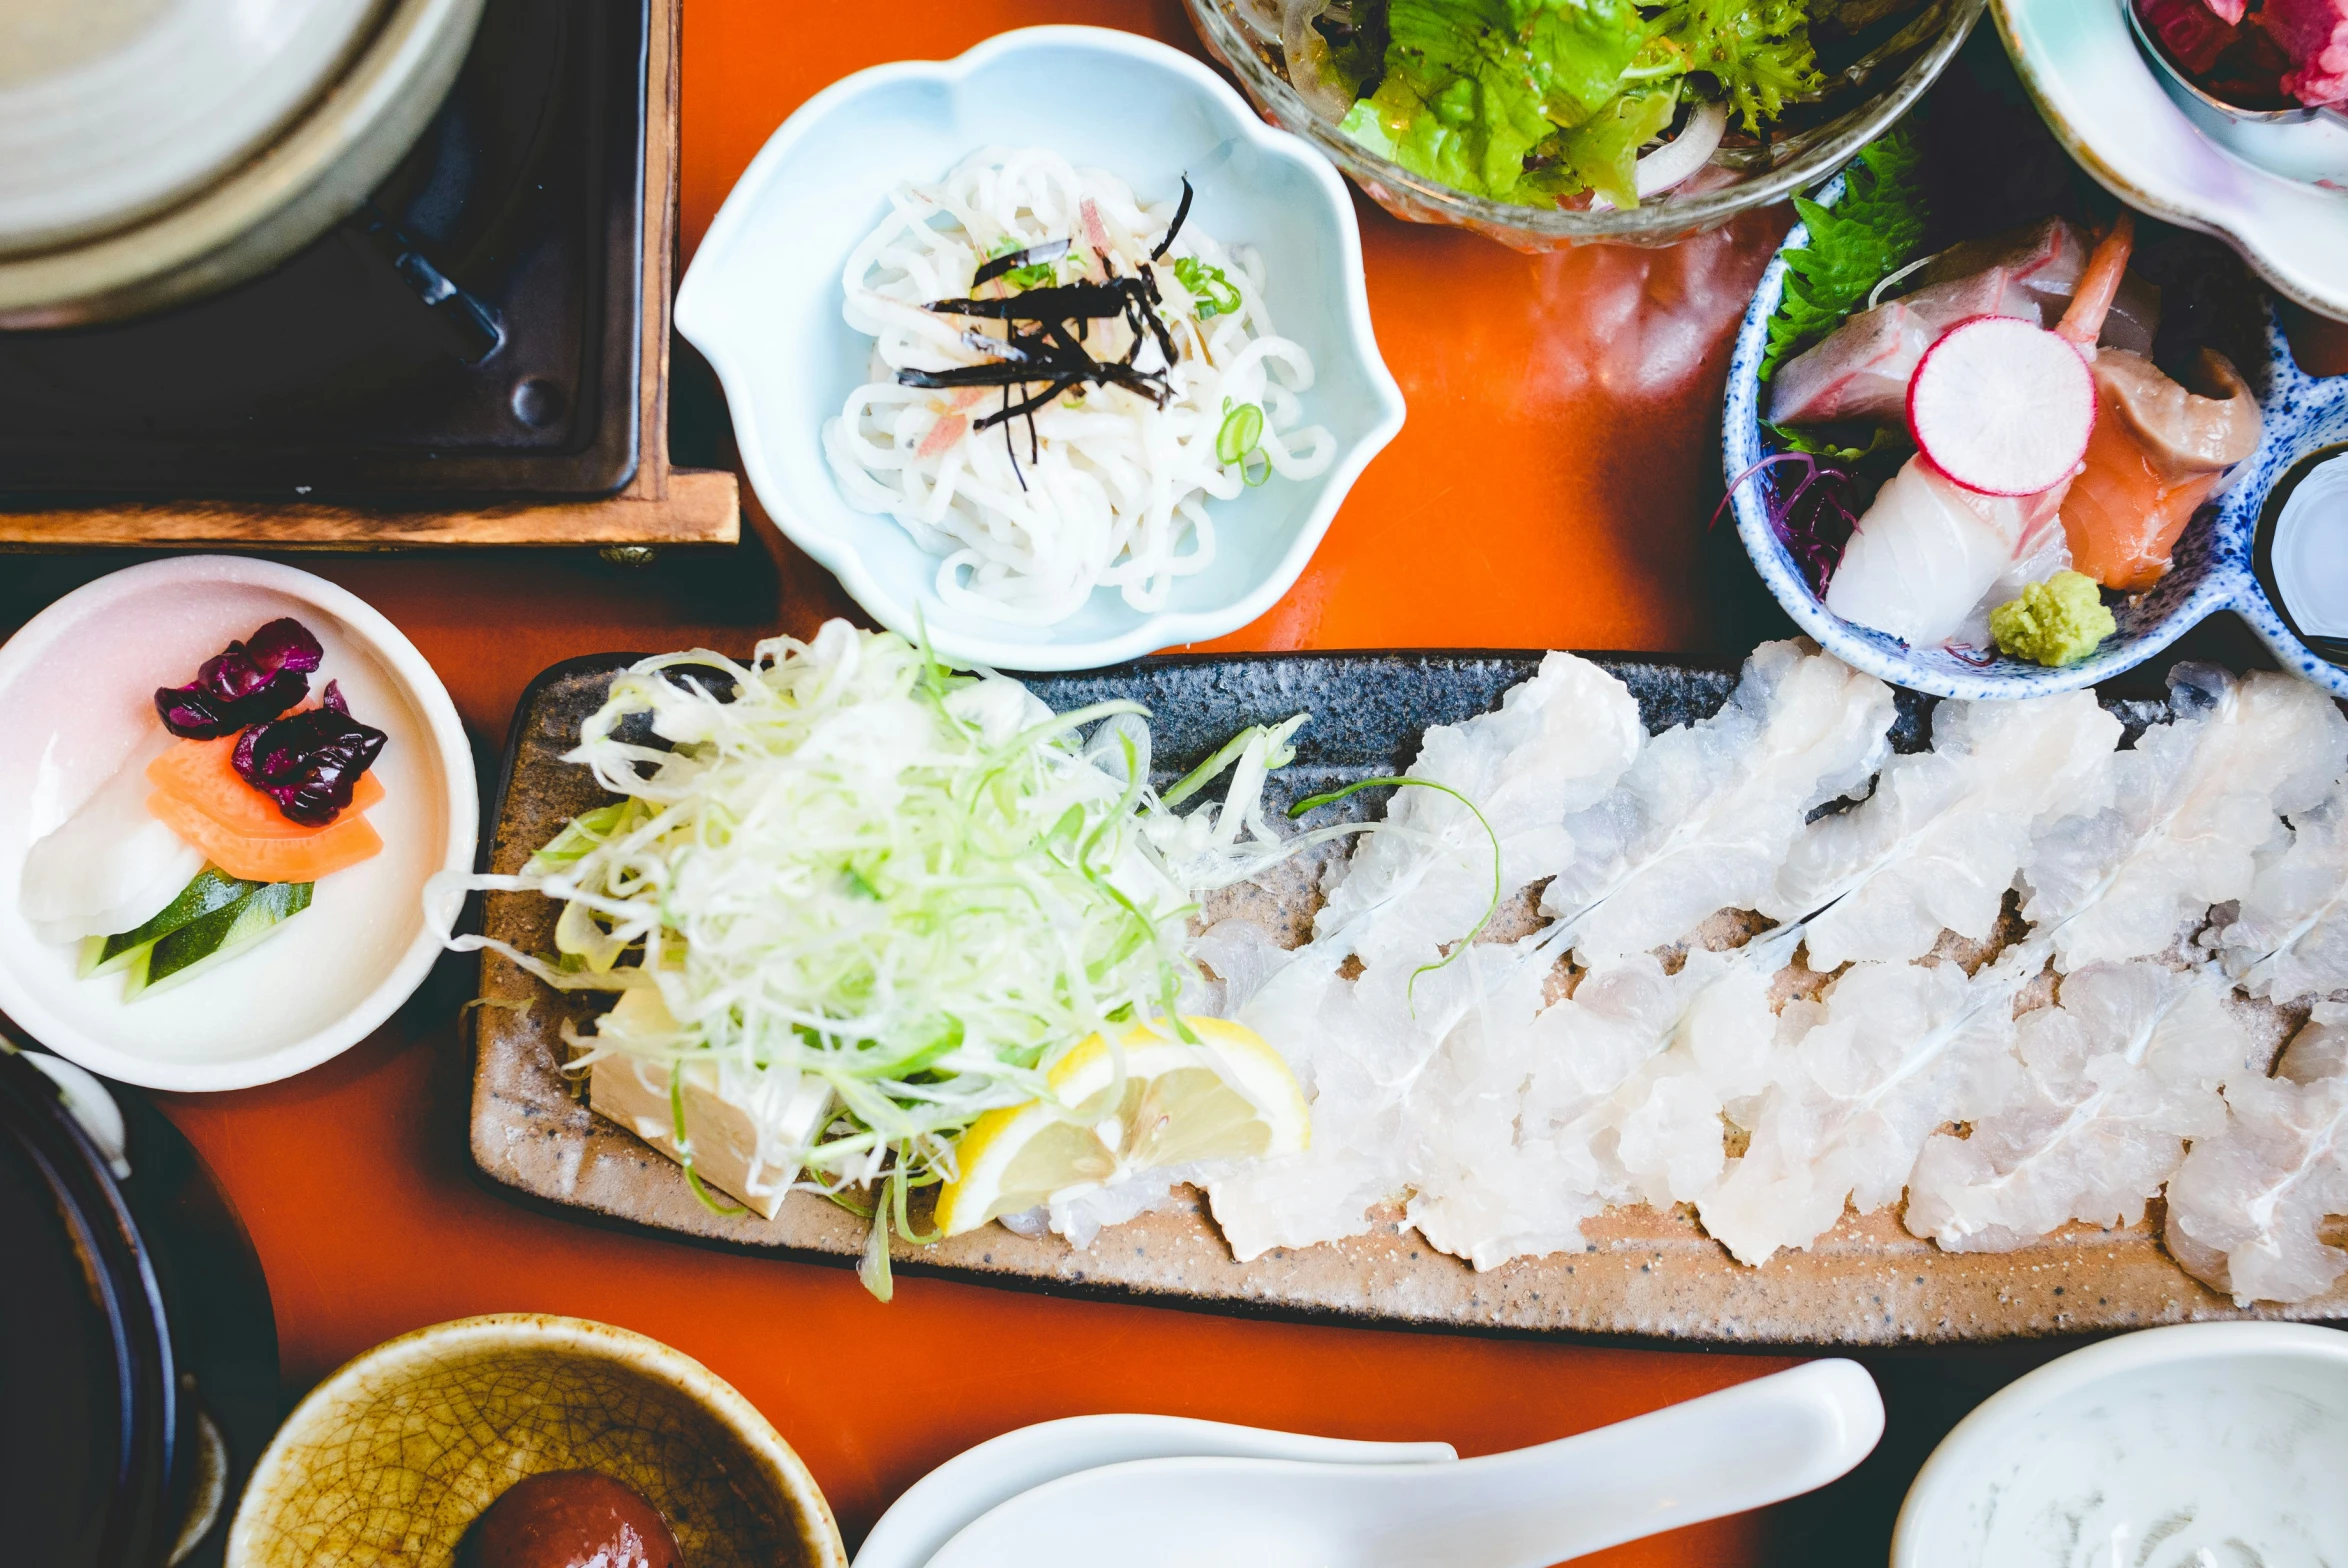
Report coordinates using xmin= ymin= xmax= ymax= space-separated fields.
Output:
xmin=1761 ymin=124 xmax=1930 ymax=381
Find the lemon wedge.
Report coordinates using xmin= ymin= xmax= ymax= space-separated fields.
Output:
xmin=932 ymin=1017 xmax=1307 ymax=1237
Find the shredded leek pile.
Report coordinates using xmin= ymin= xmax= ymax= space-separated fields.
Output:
xmin=446 ymin=622 xmax=1322 ymax=1271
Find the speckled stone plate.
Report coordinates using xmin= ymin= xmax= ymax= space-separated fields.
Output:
xmin=466 ymin=652 xmax=2348 ymax=1347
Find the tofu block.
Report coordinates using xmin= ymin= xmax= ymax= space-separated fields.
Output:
xmin=589 ymin=1047 xmax=832 ymax=1220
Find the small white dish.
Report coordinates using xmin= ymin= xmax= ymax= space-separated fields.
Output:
xmin=1994 ymin=0 xmax=2348 ymax=322
xmin=675 ymin=25 xmax=1406 ymax=672
xmin=0 ymin=558 xmax=477 ymax=1092
xmin=1893 ymin=1322 xmax=2348 ymax=1567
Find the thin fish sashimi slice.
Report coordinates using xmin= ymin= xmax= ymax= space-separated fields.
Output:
xmin=1597 ymin=935 xmax=1800 ymax=1213
xmin=1406 ymin=942 xmax=1795 ymax=1269
xmin=1394 ymin=948 xmax=1660 ymax=1270
xmin=1904 ymin=960 xmax=2247 ymax=1252
xmin=2021 ymin=666 xmax=2348 ymax=971
xmin=1204 ymin=655 xmax=1641 ymax=1261
xmin=2209 ymin=782 xmax=2348 ymax=1005
xmin=1767 ymin=691 xmax=2122 ymax=970
xmin=1314 ymin=651 xmax=1642 ymax=971
xmin=1822 ymin=455 xmax=2064 ymax=648
xmin=2163 ymin=1010 xmax=2348 ymax=1305
xmin=1205 ymin=934 xmax=1549 ymax=1262
xmin=1543 ymin=640 xmax=1895 ymax=971
xmin=1697 ymin=940 xmax=2045 ymax=1265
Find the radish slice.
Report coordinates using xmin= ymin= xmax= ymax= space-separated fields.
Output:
xmin=1906 ymin=315 xmax=2097 ymax=497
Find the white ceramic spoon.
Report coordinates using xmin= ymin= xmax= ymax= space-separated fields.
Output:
xmin=855 ymin=1415 xmax=1458 ymax=1568
xmin=922 ymin=1360 xmax=1882 ymax=1568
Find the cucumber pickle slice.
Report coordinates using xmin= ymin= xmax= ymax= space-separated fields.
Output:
xmin=121 ymin=879 xmax=315 ymax=999
xmin=80 ymin=865 xmax=256 ymax=978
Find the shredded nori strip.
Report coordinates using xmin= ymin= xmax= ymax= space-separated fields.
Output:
xmin=896 ymin=179 xmax=1200 ymax=485
xmin=1149 ymin=176 xmax=1194 ymax=261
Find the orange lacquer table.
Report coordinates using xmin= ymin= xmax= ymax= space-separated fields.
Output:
xmin=15 ymin=2 xmax=2261 ymax=1563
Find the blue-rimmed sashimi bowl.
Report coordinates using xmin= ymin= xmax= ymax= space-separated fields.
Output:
xmin=1723 ymin=177 xmax=2348 ymax=700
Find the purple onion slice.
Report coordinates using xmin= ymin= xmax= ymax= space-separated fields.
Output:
xmin=154 ymin=618 xmax=325 ymax=739
xmin=231 ymin=681 xmax=388 ymax=826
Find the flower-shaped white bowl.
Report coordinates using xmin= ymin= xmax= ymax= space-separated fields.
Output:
xmin=1994 ymin=0 xmax=2348 ymax=323
xmin=0 ymin=558 xmax=476 ymax=1092
xmin=675 ymin=25 xmax=1405 ymax=672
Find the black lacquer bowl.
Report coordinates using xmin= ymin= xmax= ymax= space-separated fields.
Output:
xmin=0 ymin=1038 xmax=278 ymax=1568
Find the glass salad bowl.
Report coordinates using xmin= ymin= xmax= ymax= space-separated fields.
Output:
xmin=1186 ymin=0 xmax=1988 ymax=251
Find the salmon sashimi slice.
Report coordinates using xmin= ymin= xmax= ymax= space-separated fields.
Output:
xmin=146 ymin=788 xmax=384 ymax=884
xmin=2061 ymin=348 xmax=2265 ymax=590
xmin=147 ymin=735 xmax=385 ymax=839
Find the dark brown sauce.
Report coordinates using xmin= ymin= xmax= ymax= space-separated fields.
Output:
xmin=461 ymin=1469 xmax=686 ymax=1568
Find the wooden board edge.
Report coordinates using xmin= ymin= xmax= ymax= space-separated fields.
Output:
xmin=0 ymin=469 xmax=740 ymax=549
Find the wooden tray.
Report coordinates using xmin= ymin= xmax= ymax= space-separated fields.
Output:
xmin=467 ymin=652 xmax=2348 ymax=1345
xmin=0 ymin=0 xmax=738 ymax=552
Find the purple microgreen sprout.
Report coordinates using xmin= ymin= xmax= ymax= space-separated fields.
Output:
xmin=1713 ymin=451 xmax=1863 ymax=597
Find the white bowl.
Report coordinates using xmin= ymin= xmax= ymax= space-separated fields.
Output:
xmin=0 ymin=558 xmax=477 ymax=1092
xmin=675 ymin=25 xmax=1405 ymax=672
xmin=1893 ymin=1322 xmax=2348 ymax=1566
xmin=1994 ymin=0 xmax=2348 ymax=322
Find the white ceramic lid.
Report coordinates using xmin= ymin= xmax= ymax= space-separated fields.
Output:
xmin=2272 ymin=454 xmax=2348 ymax=638
xmin=0 ymin=0 xmax=382 ymax=255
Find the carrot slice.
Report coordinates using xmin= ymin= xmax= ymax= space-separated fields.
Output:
xmin=147 ymin=736 xmax=384 ymax=840
xmin=147 ymin=790 xmax=384 ymax=883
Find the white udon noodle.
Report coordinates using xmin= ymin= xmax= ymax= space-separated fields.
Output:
xmin=822 ymin=148 xmax=1335 ymax=622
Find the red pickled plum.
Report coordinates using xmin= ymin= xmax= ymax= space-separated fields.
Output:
xmin=465 ymin=1470 xmax=685 ymax=1568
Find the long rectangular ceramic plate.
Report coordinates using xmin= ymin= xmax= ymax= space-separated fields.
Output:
xmin=468 ymin=651 xmax=2348 ymax=1345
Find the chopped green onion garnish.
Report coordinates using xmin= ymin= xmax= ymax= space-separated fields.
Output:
xmin=1217 ymin=401 xmax=1265 ymax=468
xmin=1173 ymin=255 xmax=1242 ymax=317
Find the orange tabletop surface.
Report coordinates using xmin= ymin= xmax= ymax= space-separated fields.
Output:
xmin=17 ymin=2 xmax=2335 ymax=1564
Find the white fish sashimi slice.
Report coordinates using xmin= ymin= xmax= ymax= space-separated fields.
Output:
xmin=1903 ymin=961 xmax=2245 ymax=1253
xmin=1206 ymin=937 xmax=1538 ymax=1261
xmin=1768 ymin=692 xmax=2122 ymax=970
xmin=1823 ymin=457 xmax=2036 ymax=648
xmin=2163 ymin=1021 xmax=2348 ymax=1306
xmin=2022 ymin=666 xmax=2348 ymax=972
xmin=1207 ymin=656 xmax=1645 ymax=1260
xmin=1400 ymin=948 xmax=1616 ymax=1269
xmin=18 ymin=727 xmax=203 ymax=946
xmin=2210 ymin=782 xmax=2348 ymax=1005
xmin=1602 ymin=938 xmax=1794 ymax=1212
xmin=1204 ymin=952 xmax=1399 ymax=1261
xmin=1544 ymin=640 xmax=1895 ymax=971
xmin=1697 ymin=941 xmax=2045 ymax=1266
xmin=1315 ymin=651 xmax=1642 ymax=971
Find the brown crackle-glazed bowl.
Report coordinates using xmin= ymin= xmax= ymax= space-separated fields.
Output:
xmin=224 ymin=1314 xmax=845 ymax=1568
